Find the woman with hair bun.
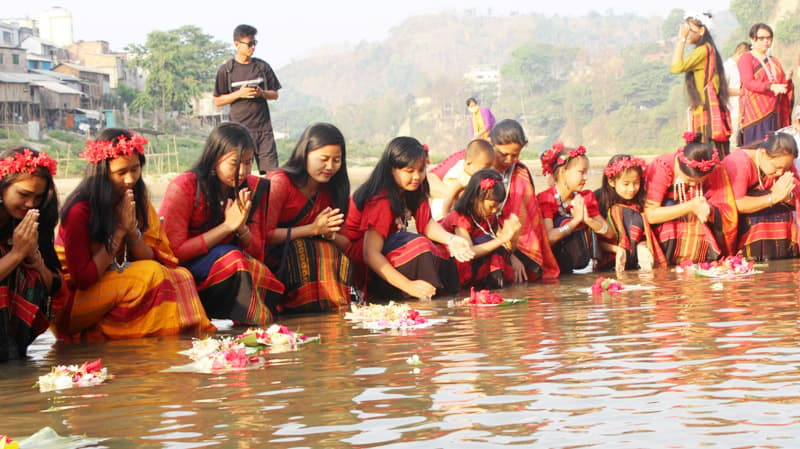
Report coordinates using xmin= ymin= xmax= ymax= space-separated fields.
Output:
xmin=644 ymin=132 xmax=738 ymax=265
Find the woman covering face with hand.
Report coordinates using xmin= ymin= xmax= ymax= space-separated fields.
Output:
xmin=54 ymin=129 xmax=213 ymax=342
xmin=0 ymin=147 xmax=60 ymax=361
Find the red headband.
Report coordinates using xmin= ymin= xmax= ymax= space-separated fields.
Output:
xmin=80 ymin=133 xmax=148 ymax=164
xmin=603 ymin=156 xmax=646 ymax=179
xmin=479 ymin=178 xmax=498 ymax=190
xmin=0 ymin=148 xmax=57 ymax=178
xmin=541 ymin=142 xmax=587 ymax=176
xmin=677 ymin=146 xmax=718 ymax=173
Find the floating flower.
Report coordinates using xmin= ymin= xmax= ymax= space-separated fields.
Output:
xmin=406 ymin=354 xmax=422 ymax=365
xmin=591 ymin=277 xmax=624 ymax=293
xmin=37 ymin=359 xmax=111 ymax=392
xmin=465 ymin=287 xmax=505 ymax=305
xmin=345 ymin=302 xmax=445 ymax=330
xmin=676 ymin=255 xmax=756 ymax=278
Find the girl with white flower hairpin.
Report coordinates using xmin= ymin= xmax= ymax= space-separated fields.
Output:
xmin=537 ymin=142 xmax=615 ymax=275
xmin=643 ymin=132 xmax=738 ymax=265
xmin=595 ymin=154 xmax=667 ymax=273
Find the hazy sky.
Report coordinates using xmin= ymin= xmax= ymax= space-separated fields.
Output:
xmin=5 ymin=0 xmax=730 ymax=68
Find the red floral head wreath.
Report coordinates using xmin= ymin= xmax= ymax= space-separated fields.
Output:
xmin=80 ymin=132 xmax=148 ymax=164
xmin=479 ymin=177 xmax=498 ymax=191
xmin=677 ymin=132 xmax=718 ymax=173
xmin=541 ymin=142 xmax=587 ymax=176
xmin=0 ymin=148 xmax=57 ymax=178
xmin=603 ymin=156 xmax=647 ymax=179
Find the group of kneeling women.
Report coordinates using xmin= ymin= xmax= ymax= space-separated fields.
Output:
xmin=1 ymin=118 xmax=798 ymax=361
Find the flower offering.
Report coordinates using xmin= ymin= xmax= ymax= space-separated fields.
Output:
xmin=236 ymin=324 xmax=320 ymax=351
xmin=675 ymin=255 xmax=757 ymax=277
xmin=591 ymin=277 xmax=624 ymax=293
xmin=345 ymin=302 xmax=445 ymax=330
xmin=37 ymin=359 xmax=111 ymax=393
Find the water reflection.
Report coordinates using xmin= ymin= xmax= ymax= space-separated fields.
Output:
xmin=4 ymin=260 xmax=800 ymax=447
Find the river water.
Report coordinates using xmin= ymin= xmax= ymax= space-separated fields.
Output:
xmin=3 ymin=258 xmax=800 ymax=448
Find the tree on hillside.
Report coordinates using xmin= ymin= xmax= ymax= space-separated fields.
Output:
xmin=662 ymin=9 xmax=686 ymax=42
xmin=127 ymin=26 xmax=228 ymax=118
xmin=501 ymin=43 xmax=579 ymax=94
xmin=730 ymin=0 xmax=778 ymax=28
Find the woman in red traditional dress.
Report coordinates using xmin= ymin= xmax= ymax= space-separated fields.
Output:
xmin=342 ymin=136 xmax=474 ymax=300
xmin=0 ymin=147 xmax=60 ymax=360
xmin=429 ymin=119 xmax=559 ymax=281
xmin=669 ymin=12 xmax=731 ymax=156
xmin=265 ymin=123 xmax=352 ymax=313
xmin=722 ymin=132 xmax=799 ymax=260
xmin=440 ymin=168 xmax=520 ymax=289
xmin=644 ymin=132 xmax=738 ymax=265
xmin=159 ymin=123 xmax=282 ymax=325
xmin=738 ymin=23 xmax=794 ymax=146
xmin=55 ymin=129 xmax=213 ymax=341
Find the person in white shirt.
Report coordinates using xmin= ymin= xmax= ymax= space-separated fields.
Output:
xmin=724 ymin=42 xmax=750 ymax=147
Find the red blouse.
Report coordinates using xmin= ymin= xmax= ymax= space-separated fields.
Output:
xmin=440 ymin=210 xmax=502 ymax=240
xmin=265 ymin=170 xmax=334 ymax=235
xmin=158 ymin=172 xmax=270 ymax=262
xmin=342 ymin=192 xmax=434 ymax=263
xmin=537 ymin=186 xmax=600 ymax=222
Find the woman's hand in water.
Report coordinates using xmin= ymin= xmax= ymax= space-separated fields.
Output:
xmin=615 ymin=246 xmax=627 ymax=274
xmin=447 ymin=234 xmax=475 ymax=262
xmin=402 ymin=279 xmax=436 ymax=300
xmin=510 ymin=253 xmax=528 ymax=283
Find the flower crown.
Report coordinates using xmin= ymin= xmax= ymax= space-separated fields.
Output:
xmin=677 ymin=146 xmax=718 ymax=173
xmin=677 ymin=132 xmax=718 ymax=173
xmin=479 ymin=177 xmax=498 ymax=190
xmin=541 ymin=142 xmax=587 ymax=176
xmin=603 ymin=156 xmax=646 ymax=179
xmin=80 ymin=133 xmax=148 ymax=164
xmin=0 ymin=148 xmax=57 ymax=178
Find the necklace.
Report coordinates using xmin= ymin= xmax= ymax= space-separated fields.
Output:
xmin=395 ymin=209 xmax=411 ymax=232
xmin=471 ymin=215 xmax=498 ymax=238
xmin=673 ymin=178 xmax=704 ymax=204
xmin=554 ymin=188 xmax=574 ymax=217
xmin=755 ymin=150 xmax=766 ymax=191
xmin=111 ymin=243 xmax=129 ymax=273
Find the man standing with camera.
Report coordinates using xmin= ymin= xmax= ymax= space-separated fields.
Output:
xmin=214 ymin=24 xmax=282 ymax=174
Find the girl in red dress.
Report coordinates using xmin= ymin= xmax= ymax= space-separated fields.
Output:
xmin=440 ymin=168 xmax=520 ymax=289
xmin=537 ymin=142 xmax=615 ymax=274
xmin=159 ymin=123 xmax=282 ymax=325
xmin=266 ymin=123 xmax=352 ymax=313
xmin=342 ymin=136 xmax=474 ymax=300
xmin=644 ymin=132 xmax=738 ymax=264
xmin=595 ymin=155 xmax=667 ymax=272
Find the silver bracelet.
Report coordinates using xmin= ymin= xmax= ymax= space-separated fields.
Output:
xmin=559 ymin=224 xmax=570 ymax=234
xmin=598 ymin=221 xmax=609 ymax=235
xmin=128 ymin=228 xmax=142 ymax=244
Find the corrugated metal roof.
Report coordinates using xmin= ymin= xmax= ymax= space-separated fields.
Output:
xmin=29 ymin=69 xmax=82 ymax=83
xmin=0 ymin=72 xmax=31 ymax=83
xmin=31 ymin=80 xmax=83 ymax=95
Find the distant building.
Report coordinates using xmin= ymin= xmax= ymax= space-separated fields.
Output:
xmin=20 ymin=35 xmax=69 ymax=69
xmin=463 ymin=65 xmax=500 ymax=85
xmin=68 ymin=41 xmax=142 ymax=90
xmin=37 ymin=7 xmax=73 ymax=47
xmin=0 ymin=21 xmax=20 ymax=47
xmin=53 ymin=62 xmax=109 ymax=108
xmin=0 ymin=45 xmax=27 ymax=73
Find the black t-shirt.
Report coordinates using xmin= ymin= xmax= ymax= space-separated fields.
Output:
xmin=214 ymin=58 xmax=281 ymax=132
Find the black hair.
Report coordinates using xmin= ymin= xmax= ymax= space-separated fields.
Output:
xmin=596 ymin=154 xmax=646 ymax=215
xmin=233 ymin=24 xmax=257 ymax=41
xmin=489 ymin=119 xmax=528 ymax=147
xmin=352 ymin=136 xmax=428 ymax=216
xmin=677 ymin=132 xmax=718 ymax=178
xmin=542 ymin=145 xmax=589 ymax=182
xmin=684 ymin=14 xmax=729 ymax=111
xmin=454 ymin=168 xmax=506 ymax=219
xmin=748 ymin=23 xmax=773 ymax=40
xmin=61 ymin=128 xmax=149 ymax=248
xmin=0 ymin=146 xmax=60 ymax=272
xmin=752 ymin=131 xmax=799 ymax=158
xmin=281 ymin=122 xmax=350 ymax=215
xmin=734 ymin=41 xmax=751 ymax=54
xmin=466 ymin=97 xmax=478 ymax=107
xmin=190 ymin=122 xmax=253 ymax=228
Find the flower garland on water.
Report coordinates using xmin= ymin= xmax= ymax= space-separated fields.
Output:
xmin=464 ymin=287 xmax=505 ymax=305
xmin=236 ymin=324 xmax=320 ymax=350
xmin=345 ymin=301 xmax=436 ymax=329
xmin=37 ymin=359 xmax=111 ymax=392
xmin=591 ymin=277 xmax=624 ymax=293
xmin=675 ymin=255 xmax=756 ymax=277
